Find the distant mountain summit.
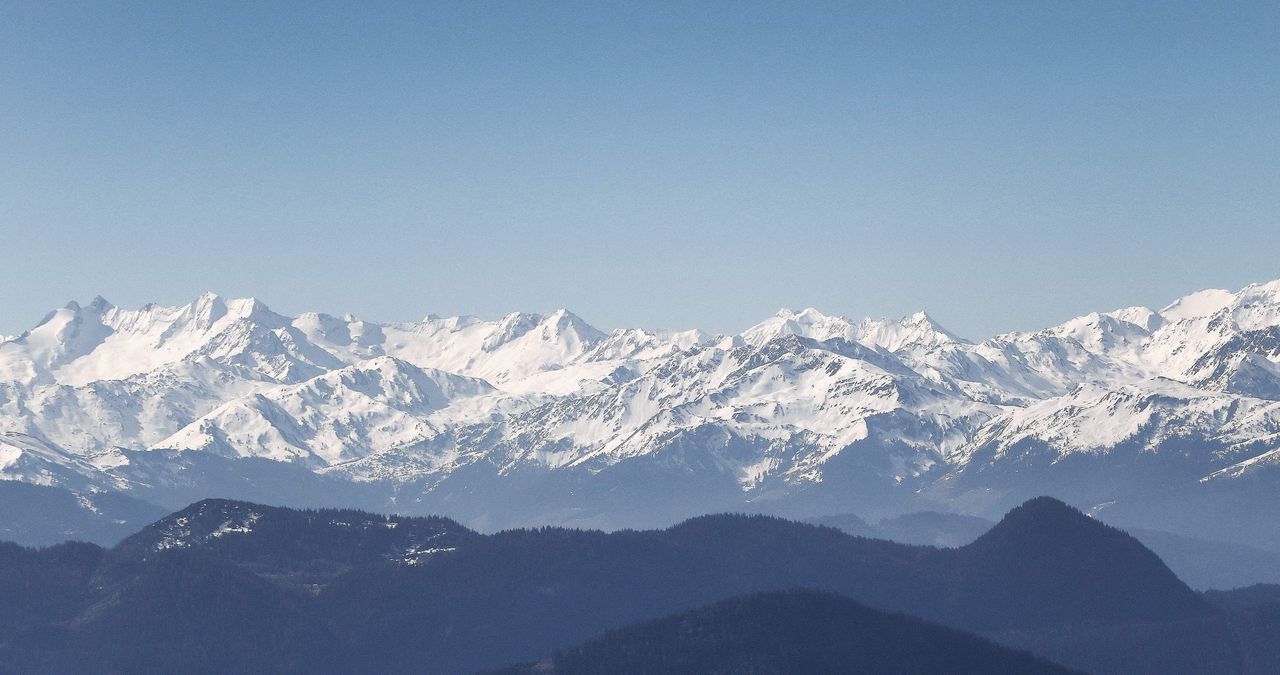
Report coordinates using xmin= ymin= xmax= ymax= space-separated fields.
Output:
xmin=3 ymin=280 xmax=1280 ymax=545
xmin=107 ymin=498 xmax=475 ymax=587
xmin=949 ymin=497 xmax=1209 ymax=628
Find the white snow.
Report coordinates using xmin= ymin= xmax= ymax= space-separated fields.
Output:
xmin=209 ymin=511 xmax=261 ymax=537
xmin=2 ymin=278 xmax=1280 ymax=504
xmin=1160 ymin=288 xmax=1234 ymax=322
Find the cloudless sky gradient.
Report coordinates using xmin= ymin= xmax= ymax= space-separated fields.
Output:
xmin=1 ymin=1 xmax=1278 ymax=339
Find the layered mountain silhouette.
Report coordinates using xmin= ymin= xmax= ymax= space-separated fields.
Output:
xmin=4 ymin=496 xmax=1271 ymax=673
xmin=812 ymin=505 xmax=1280 ymax=591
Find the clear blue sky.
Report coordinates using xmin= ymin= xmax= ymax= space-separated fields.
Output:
xmin=2 ymin=1 xmax=1277 ymax=340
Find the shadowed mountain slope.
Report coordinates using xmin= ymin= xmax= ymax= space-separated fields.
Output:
xmin=493 ymin=589 xmax=1079 ymax=675
xmin=0 ymin=480 xmax=167 ymax=546
xmin=0 ymin=496 xmax=1256 ymax=674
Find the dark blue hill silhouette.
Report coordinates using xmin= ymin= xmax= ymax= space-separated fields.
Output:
xmin=103 ymin=498 xmax=476 ymax=588
xmin=0 ymin=496 xmax=1263 ymax=674
xmin=944 ymin=496 xmax=1206 ymax=628
xmin=811 ymin=505 xmax=1280 ymax=590
xmin=492 ymin=589 xmax=1079 ymax=674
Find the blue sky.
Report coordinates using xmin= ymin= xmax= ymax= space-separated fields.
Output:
xmin=1 ymin=1 xmax=1277 ymax=339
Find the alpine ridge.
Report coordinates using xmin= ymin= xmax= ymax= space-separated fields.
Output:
xmin=4 ymin=279 xmax=1280 ymax=545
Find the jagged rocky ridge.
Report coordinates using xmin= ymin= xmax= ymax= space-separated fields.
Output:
xmin=3 ymin=281 xmax=1280 ymax=541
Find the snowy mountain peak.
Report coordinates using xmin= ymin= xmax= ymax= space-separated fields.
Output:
xmin=776 ymin=307 xmax=829 ymax=322
xmin=182 ymin=293 xmax=282 ymax=329
xmin=1104 ymin=306 xmax=1163 ymax=332
xmin=888 ymin=310 xmax=966 ymax=348
xmin=904 ymin=310 xmax=933 ymax=325
xmin=485 ymin=312 xmax=542 ymax=351
xmin=479 ymin=309 xmax=602 ymax=351
xmin=1241 ymin=279 xmax=1280 ymax=301
xmin=1230 ymin=281 xmax=1280 ymax=331
xmin=1044 ymin=310 xmax=1157 ymax=356
xmin=185 ymin=291 xmax=230 ymax=327
xmin=744 ymin=306 xmax=965 ymax=352
xmin=544 ymin=308 xmax=606 ymax=341
xmin=6 ymin=277 xmax=1280 ymax=533
xmin=1160 ymin=288 xmax=1235 ymax=322
xmin=741 ymin=307 xmax=856 ymax=347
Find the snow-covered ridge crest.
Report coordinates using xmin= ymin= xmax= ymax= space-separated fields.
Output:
xmin=739 ymin=307 xmax=964 ymax=353
xmin=158 ymin=356 xmax=501 ymax=466
xmin=2 ymin=279 xmax=1280 ymax=527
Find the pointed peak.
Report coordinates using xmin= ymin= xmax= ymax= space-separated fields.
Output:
xmin=229 ymin=296 xmax=271 ymax=315
xmin=900 ymin=310 xmax=958 ymax=335
xmin=545 ymin=307 xmax=579 ymax=324
xmin=61 ymin=297 xmax=115 ymax=313
xmin=209 ymin=296 xmax=284 ymax=326
xmin=1012 ymin=495 xmax=1081 ymax=515
xmin=903 ymin=310 xmax=936 ymax=326
xmin=541 ymin=308 xmax=605 ymax=338
xmin=962 ymin=496 xmax=1210 ymax=627
xmin=848 ymin=310 xmax=965 ymax=349
xmin=977 ymin=496 xmax=1099 ymax=543
xmin=184 ymin=292 xmax=228 ymax=320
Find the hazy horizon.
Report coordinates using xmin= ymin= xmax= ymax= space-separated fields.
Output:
xmin=2 ymin=1 xmax=1278 ymax=339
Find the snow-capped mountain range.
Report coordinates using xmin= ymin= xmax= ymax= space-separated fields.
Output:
xmin=3 ymin=281 xmax=1280 ymax=542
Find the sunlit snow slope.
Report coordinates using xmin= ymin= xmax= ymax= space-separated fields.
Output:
xmin=3 ymin=280 xmax=1280 ymax=538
